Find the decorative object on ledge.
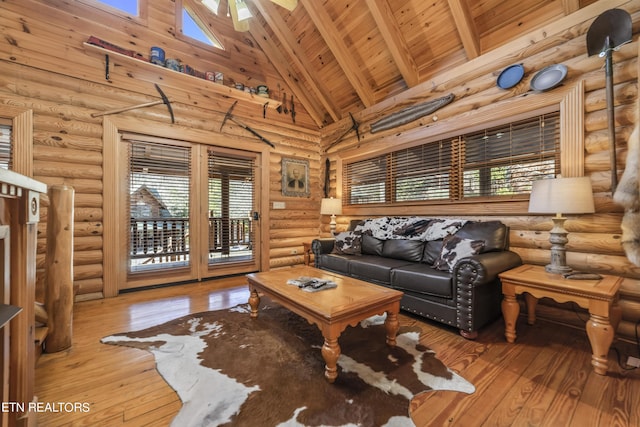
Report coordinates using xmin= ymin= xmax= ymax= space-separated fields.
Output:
xmin=320 ymin=197 xmax=342 ymax=233
xmin=528 ymin=176 xmax=595 ymax=274
xmin=496 ymin=64 xmax=525 ymax=89
xmin=91 ymin=84 xmax=175 ymax=123
xmin=220 ymin=101 xmax=275 ymax=148
xmin=282 ymin=158 xmax=310 ymax=197
xmin=370 ymin=93 xmax=454 ymax=133
xmin=586 ymin=8 xmax=632 ymax=194
xmin=529 ymin=64 xmax=567 ymax=92
xmin=82 ymin=42 xmax=282 ymax=110
xmin=325 ymin=112 xmax=360 ymax=153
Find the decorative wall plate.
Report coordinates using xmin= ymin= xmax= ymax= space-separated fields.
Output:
xmin=496 ymin=64 xmax=525 ymax=89
xmin=530 ymin=64 xmax=567 ymax=91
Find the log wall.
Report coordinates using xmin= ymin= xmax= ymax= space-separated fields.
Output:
xmin=321 ymin=1 xmax=640 ymax=341
xmin=0 ymin=0 xmax=639 ymax=341
xmin=0 ymin=0 xmax=321 ymax=300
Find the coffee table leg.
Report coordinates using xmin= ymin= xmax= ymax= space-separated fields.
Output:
xmin=385 ymin=310 xmax=400 ymax=347
xmin=248 ymin=287 xmax=260 ymax=318
xmin=321 ymin=337 xmax=340 ymax=383
xmin=502 ymin=293 xmax=519 ymax=343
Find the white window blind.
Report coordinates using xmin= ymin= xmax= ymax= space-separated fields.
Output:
xmin=343 ymin=111 xmax=560 ymax=205
xmin=207 ymin=150 xmax=255 ymax=263
xmin=125 ymin=136 xmax=191 ymax=272
xmin=462 ymin=112 xmax=560 ymax=198
xmin=0 ymin=120 xmax=12 ymax=170
xmin=393 ymin=140 xmax=453 ymax=201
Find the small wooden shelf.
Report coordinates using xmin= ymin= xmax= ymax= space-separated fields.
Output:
xmin=82 ymin=42 xmax=282 ymax=110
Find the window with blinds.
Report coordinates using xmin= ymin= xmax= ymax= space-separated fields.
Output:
xmin=462 ymin=112 xmax=559 ymax=198
xmin=207 ymin=150 xmax=255 ymax=264
xmin=126 ymin=137 xmax=191 ymax=273
xmin=0 ymin=120 xmax=12 ymax=170
xmin=344 ymin=111 xmax=560 ymax=205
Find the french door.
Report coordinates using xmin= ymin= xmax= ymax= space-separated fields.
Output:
xmin=121 ymin=133 xmax=260 ymax=290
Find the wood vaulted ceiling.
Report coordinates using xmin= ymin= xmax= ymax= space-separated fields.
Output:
xmin=188 ymin=0 xmax=597 ymax=129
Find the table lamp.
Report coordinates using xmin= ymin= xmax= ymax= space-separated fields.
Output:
xmin=528 ymin=176 xmax=595 ymax=274
xmin=320 ymin=197 xmax=342 ymax=233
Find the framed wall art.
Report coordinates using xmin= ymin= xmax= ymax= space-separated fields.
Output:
xmin=282 ymin=158 xmax=310 ymax=197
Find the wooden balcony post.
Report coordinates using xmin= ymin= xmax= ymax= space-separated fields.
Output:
xmin=45 ymin=185 xmax=74 ymax=353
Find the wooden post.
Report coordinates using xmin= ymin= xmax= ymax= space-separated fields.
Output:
xmin=45 ymin=185 xmax=74 ymax=353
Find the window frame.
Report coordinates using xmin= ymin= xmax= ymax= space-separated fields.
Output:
xmin=0 ymin=106 xmax=33 ymax=177
xmin=75 ymin=0 xmax=149 ymax=26
xmin=175 ymin=0 xmax=227 ymax=53
xmin=338 ymin=82 xmax=585 ymax=216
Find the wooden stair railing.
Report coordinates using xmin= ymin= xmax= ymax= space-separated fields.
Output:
xmin=0 ymin=168 xmax=46 ymax=427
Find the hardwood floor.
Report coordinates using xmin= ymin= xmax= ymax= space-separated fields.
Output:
xmin=35 ymin=277 xmax=640 ymax=426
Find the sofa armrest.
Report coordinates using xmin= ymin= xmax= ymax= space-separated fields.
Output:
xmin=312 ymin=238 xmax=335 ymax=256
xmin=454 ymin=250 xmax=523 ymax=288
xmin=453 ymin=250 xmax=522 ymax=336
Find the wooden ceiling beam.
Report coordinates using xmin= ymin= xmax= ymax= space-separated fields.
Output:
xmin=365 ymin=0 xmax=419 ymax=88
xmin=299 ymin=0 xmax=375 ymax=107
xmin=250 ymin=0 xmax=340 ymax=121
xmin=247 ymin=19 xmax=327 ymax=127
xmin=561 ymin=0 xmax=580 ymax=15
xmin=447 ymin=0 xmax=480 ymax=60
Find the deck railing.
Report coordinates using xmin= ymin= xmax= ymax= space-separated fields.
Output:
xmin=129 ymin=216 xmax=252 ymax=260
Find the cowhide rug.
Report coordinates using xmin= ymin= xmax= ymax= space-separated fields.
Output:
xmin=101 ymin=301 xmax=474 ymax=427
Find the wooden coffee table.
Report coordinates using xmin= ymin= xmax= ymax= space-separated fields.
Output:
xmin=246 ymin=266 xmax=403 ymax=383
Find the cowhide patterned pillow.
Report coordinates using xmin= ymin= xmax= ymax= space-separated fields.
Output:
xmin=432 ymin=234 xmax=484 ymax=272
xmin=332 ymin=231 xmax=362 ymax=255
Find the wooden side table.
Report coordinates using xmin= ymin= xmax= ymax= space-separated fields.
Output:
xmin=499 ymin=264 xmax=622 ymax=375
xmin=303 ymin=242 xmax=312 ymax=266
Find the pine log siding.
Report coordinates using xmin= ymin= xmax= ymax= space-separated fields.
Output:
xmin=320 ymin=2 xmax=640 ymax=341
xmin=0 ymin=0 xmax=638 ymax=341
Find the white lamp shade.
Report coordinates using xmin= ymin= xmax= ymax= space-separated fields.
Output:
xmin=320 ymin=197 xmax=342 ymax=215
xmin=528 ymin=176 xmax=595 ymax=215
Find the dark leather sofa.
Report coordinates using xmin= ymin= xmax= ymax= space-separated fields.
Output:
xmin=312 ymin=218 xmax=522 ymax=338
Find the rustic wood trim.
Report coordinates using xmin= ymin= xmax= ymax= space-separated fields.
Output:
xmin=0 ymin=106 xmax=33 ymax=177
xmin=560 ymin=79 xmax=585 ymax=177
xmin=259 ymin=151 xmax=270 ymax=272
xmin=300 ymin=0 xmax=375 ymax=107
xmin=102 ymin=118 xmax=120 ymax=298
xmin=365 ymin=0 xmax=419 ymax=87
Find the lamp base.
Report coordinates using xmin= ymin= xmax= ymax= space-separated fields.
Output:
xmin=545 ymin=215 xmax=572 ymax=275
xmin=545 ymin=263 xmax=573 ymax=275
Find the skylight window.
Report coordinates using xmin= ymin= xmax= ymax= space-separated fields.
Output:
xmin=94 ymin=0 xmax=138 ymax=16
xmin=182 ymin=8 xmax=224 ymax=49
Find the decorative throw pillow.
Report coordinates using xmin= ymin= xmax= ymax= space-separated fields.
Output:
xmin=332 ymin=231 xmax=362 ymax=255
xmin=432 ymin=235 xmax=484 ymax=272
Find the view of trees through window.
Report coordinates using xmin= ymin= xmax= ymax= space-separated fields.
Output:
xmin=344 ymin=112 xmax=560 ymax=205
